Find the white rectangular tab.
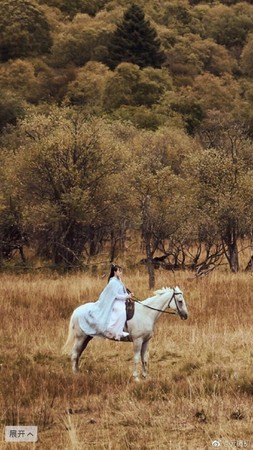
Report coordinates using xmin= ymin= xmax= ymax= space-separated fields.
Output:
xmin=5 ymin=426 xmax=38 ymax=442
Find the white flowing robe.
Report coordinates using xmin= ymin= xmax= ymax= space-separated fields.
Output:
xmin=73 ymin=277 xmax=129 ymax=339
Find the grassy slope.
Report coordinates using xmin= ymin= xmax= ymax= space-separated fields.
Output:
xmin=0 ymin=269 xmax=252 ymax=449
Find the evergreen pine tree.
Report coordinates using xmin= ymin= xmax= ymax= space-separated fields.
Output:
xmin=107 ymin=4 xmax=165 ymax=69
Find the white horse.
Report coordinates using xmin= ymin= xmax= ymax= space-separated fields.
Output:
xmin=63 ymin=286 xmax=188 ymax=380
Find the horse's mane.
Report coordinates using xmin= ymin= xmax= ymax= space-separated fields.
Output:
xmin=153 ymin=287 xmax=172 ymax=295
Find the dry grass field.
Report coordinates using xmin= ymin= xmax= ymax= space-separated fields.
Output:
xmin=0 ymin=268 xmax=253 ymax=450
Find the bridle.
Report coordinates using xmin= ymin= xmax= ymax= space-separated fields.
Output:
xmin=131 ymin=289 xmax=183 ymax=316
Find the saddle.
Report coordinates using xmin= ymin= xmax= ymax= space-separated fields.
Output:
xmin=126 ymin=298 xmax=135 ymax=321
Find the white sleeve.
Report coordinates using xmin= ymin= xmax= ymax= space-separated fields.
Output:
xmin=106 ymin=277 xmax=129 ymax=301
xmin=115 ymin=293 xmax=129 ymax=301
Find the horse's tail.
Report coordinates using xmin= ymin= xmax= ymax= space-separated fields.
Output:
xmin=62 ymin=313 xmax=76 ymax=354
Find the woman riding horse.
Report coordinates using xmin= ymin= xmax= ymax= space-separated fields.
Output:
xmin=74 ymin=264 xmax=133 ymax=341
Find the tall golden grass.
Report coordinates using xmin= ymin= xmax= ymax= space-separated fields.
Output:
xmin=0 ymin=268 xmax=253 ymax=449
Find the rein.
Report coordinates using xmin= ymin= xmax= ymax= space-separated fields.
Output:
xmin=131 ymin=291 xmax=180 ymax=315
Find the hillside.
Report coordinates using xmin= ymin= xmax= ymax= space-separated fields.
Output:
xmin=1 ymin=0 xmax=253 ymax=278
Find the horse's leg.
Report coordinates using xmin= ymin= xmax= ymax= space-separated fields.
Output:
xmin=71 ymin=335 xmax=93 ymax=373
xmin=132 ymin=338 xmax=143 ymax=381
xmin=141 ymin=340 xmax=150 ymax=378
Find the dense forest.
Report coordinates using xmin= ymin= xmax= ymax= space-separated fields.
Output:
xmin=1 ymin=0 xmax=253 ymax=284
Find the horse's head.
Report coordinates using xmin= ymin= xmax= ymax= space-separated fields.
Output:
xmin=168 ymin=286 xmax=188 ymax=320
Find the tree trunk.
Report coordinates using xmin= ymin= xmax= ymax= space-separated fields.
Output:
xmin=145 ymin=240 xmax=155 ymax=290
xmin=227 ymin=241 xmax=239 ymax=272
xmin=109 ymin=230 xmax=117 ymax=262
xmin=19 ymin=246 xmax=26 ymax=264
xmin=141 ymin=195 xmax=155 ymax=289
xmin=245 ymin=256 xmax=253 ymax=271
xmin=223 ymin=222 xmax=239 ymax=272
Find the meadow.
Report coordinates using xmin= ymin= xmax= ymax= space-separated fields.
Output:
xmin=0 ymin=267 xmax=253 ymax=450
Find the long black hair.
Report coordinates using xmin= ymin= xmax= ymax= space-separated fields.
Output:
xmin=108 ymin=263 xmax=122 ymax=282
